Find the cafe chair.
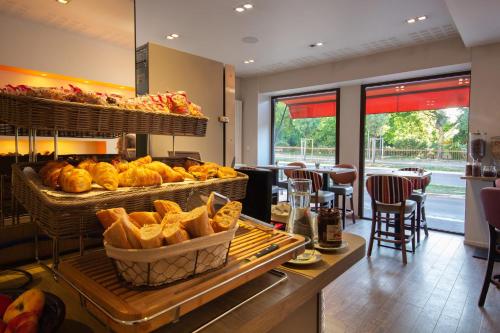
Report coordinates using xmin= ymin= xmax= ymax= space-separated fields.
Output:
xmin=478 ymin=187 xmax=500 ymax=307
xmin=366 ymin=175 xmax=417 ymax=264
xmin=281 ymin=162 xmax=306 ymax=201
xmin=329 ymin=164 xmax=357 ymax=229
xmin=399 ymin=167 xmax=430 ymax=243
xmin=289 ymin=169 xmax=334 ymax=211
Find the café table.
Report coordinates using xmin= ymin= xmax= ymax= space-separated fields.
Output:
xmin=256 ymin=164 xmax=302 ymax=186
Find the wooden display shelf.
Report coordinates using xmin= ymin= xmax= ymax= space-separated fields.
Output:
xmin=55 ymin=219 xmax=305 ymax=333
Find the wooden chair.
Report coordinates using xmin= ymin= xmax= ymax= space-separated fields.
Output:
xmin=478 ymin=187 xmax=500 ymax=306
xmin=366 ymin=175 xmax=417 ymax=264
xmin=329 ymin=164 xmax=357 ymax=229
xmin=399 ymin=167 xmax=431 ymax=243
xmin=289 ymin=169 xmax=334 ymax=211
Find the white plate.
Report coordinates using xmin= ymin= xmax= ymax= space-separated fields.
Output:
xmin=314 ymin=240 xmax=348 ymax=252
xmin=287 ymin=249 xmax=322 ymax=265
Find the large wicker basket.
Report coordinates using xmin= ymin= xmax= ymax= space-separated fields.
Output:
xmin=11 ymin=162 xmax=248 ymax=239
xmin=0 ymin=93 xmax=208 ymax=137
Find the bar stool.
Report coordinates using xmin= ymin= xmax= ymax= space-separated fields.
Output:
xmin=478 ymin=187 xmax=500 ymax=306
xmin=366 ymin=175 xmax=417 ymax=264
xmin=329 ymin=164 xmax=357 ymax=229
xmin=289 ymin=170 xmax=334 ymax=211
xmin=399 ymin=168 xmax=430 ymax=243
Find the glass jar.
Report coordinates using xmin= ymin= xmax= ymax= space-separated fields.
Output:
xmin=472 ymin=160 xmax=482 ymax=177
xmin=465 ymin=162 xmax=473 ymax=176
xmin=317 ymin=208 xmax=342 ymax=248
xmin=469 ymin=132 xmax=487 ymax=162
xmin=482 ymin=165 xmax=497 ymax=178
xmin=491 ymin=136 xmax=500 ymax=162
xmin=286 ymin=178 xmax=312 ymax=238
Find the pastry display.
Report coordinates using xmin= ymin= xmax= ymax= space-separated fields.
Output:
xmin=100 ymin=192 xmax=241 ymax=249
xmin=2 ymin=84 xmax=205 ymax=117
xmin=58 ymin=165 xmax=92 ymax=193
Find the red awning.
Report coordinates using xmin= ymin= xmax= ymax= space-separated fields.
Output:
xmin=280 ymin=93 xmax=337 ymax=119
xmin=366 ymin=76 xmax=470 ymax=114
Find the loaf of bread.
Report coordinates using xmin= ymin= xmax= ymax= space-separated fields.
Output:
xmin=181 ymin=206 xmax=214 ymax=237
xmin=118 ymin=166 xmax=163 ymax=187
xmin=39 ymin=160 xmax=69 ymax=189
xmin=58 ymin=165 xmax=92 ymax=193
xmin=129 ymin=211 xmax=161 ymax=226
xmin=144 ymin=161 xmax=183 ymax=183
xmin=103 ymin=220 xmax=132 ymax=249
xmin=96 ymin=207 xmax=128 ymax=229
xmin=92 ymin=162 xmax=119 ymax=190
xmin=211 ymin=201 xmax=242 ymax=232
xmin=139 ymin=224 xmax=164 ymax=248
xmin=120 ymin=214 xmax=142 ymax=249
xmin=154 ymin=200 xmax=183 ymax=217
xmin=162 ymin=222 xmax=190 ymax=245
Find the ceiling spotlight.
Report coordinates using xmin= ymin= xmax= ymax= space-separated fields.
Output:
xmin=56 ymin=0 xmax=71 ymax=4
xmin=235 ymin=7 xmax=245 ymax=12
xmin=244 ymin=59 xmax=254 ymax=64
xmin=171 ymin=33 xmax=179 ymax=38
xmin=417 ymin=15 xmax=427 ymax=21
xmin=166 ymin=35 xmax=174 ymax=40
xmin=309 ymin=42 xmax=324 ymax=48
xmin=406 ymin=18 xmax=416 ymax=24
xmin=243 ymin=4 xmax=253 ymax=9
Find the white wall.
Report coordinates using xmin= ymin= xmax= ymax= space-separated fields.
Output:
xmin=0 ymin=13 xmax=134 ymax=86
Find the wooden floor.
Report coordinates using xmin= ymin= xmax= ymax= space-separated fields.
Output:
xmin=323 ymin=219 xmax=500 ymax=333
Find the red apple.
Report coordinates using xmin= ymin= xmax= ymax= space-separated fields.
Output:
xmin=4 ymin=312 xmax=38 ymax=333
xmin=0 ymin=320 xmax=6 ymax=333
xmin=3 ymin=289 xmax=44 ymax=323
xmin=0 ymin=295 xmax=12 ymax=318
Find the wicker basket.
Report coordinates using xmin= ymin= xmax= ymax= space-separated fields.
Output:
xmin=0 ymin=93 xmax=208 ymax=137
xmin=11 ymin=162 xmax=248 ymax=239
xmin=104 ymin=226 xmax=237 ymax=287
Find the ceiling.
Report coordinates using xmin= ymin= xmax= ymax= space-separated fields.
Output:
xmin=1 ymin=0 xmax=499 ymax=77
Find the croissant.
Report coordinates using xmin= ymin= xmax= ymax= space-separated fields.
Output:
xmin=129 ymin=155 xmax=152 ymax=168
xmin=173 ymin=167 xmax=195 ymax=180
xmin=111 ymin=158 xmax=129 ymax=173
xmin=77 ymin=158 xmax=97 ymax=174
xmin=217 ymin=166 xmax=237 ymax=179
xmin=39 ymin=161 xmax=68 ymax=189
xmin=118 ymin=166 xmax=162 ymax=187
xmin=58 ymin=165 xmax=92 ymax=193
xmin=144 ymin=161 xmax=183 ymax=183
xmin=92 ymin=162 xmax=119 ymax=190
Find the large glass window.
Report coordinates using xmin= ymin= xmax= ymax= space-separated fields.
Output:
xmin=360 ymin=73 xmax=471 ymax=234
xmin=271 ymin=90 xmax=339 ymax=186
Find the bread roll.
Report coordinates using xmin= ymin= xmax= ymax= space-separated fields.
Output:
xmin=103 ymin=220 xmax=132 ymax=249
xmin=212 ymin=201 xmax=242 ymax=232
xmin=173 ymin=167 xmax=195 ymax=180
xmin=96 ymin=207 xmax=128 ymax=229
xmin=144 ymin=161 xmax=183 ymax=183
xmin=154 ymin=200 xmax=183 ymax=217
xmin=58 ymin=165 xmax=92 ymax=193
xmin=92 ymin=162 xmax=119 ymax=190
xmin=120 ymin=215 xmax=142 ymax=249
xmin=39 ymin=160 xmax=68 ymax=189
xmin=181 ymin=206 xmax=214 ymax=237
xmin=129 ymin=212 xmax=161 ymax=226
xmin=118 ymin=166 xmax=162 ymax=187
xmin=162 ymin=222 xmax=190 ymax=245
xmin=139 ymin=224 xmax=164 ymax=248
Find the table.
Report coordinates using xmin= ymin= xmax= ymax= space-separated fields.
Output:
xmin=367 ymin=170 xmax=432 ymax=180
xmin=257 ymin=165 xmax=302 ymax=186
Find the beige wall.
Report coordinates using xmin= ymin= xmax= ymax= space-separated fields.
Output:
xmin=0 ymin=13 xmax=134 ymax=86
xmin=147 ymin=43 xmax=225 ymax=164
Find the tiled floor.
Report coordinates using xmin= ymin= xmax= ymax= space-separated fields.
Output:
xmin=323 ymin=219 xmax=500 ymax=333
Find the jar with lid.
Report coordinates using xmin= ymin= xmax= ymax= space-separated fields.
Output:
xmin=469 ymin=132 xmax=487 ymax=162
xmin=482 ymin=165 xmax=497 ymax=177
xmin=317 ymin=208 xmax=342 ymax=248
xmin=465 ymin=162 xmax=473 ymax=176
xmin=472 ymin=160 xmax=482 ymax=177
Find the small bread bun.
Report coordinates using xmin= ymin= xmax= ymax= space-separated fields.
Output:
xmin=181 ymin=206 xmax=214 ymax=237
xmin=212 ymin=201 xmax=242 ymax=232
xmin=129 ymin=212 xmax=161 ymax=226
xmin=162 ymin=222 xmax=190 ymax=245
xmin=154 ymin=200 xmax=183 ymax=218
xmin=96 ymin=208 xmax=128 ymax=229
xmin=139 ymin=224 xmax=164 ymax=249
xmin=103 ymin=220 xmax=132 ymax=249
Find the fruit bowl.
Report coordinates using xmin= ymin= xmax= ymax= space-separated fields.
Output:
xmin=1 ymin=290 xmax=65 ymax=333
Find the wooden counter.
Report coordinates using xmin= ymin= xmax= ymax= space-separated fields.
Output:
xmin=0 ymin=233 xmax=365 ymax=333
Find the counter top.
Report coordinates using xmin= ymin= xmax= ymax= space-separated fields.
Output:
xmin=1 ymin=232 xmax=365 ymax=333
xmin=460 ymin=176 xmax=498 ymax=182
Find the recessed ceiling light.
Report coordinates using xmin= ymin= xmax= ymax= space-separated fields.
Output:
xmin=243 ymin=4 xmax=253 ymax=9
xmin=244 ymin=59 xmax=254 ymax=64
xmin=171 ymin=33 xmax=179 ymax=38
xmin=309 ymin=42 xmax=324 ymax=48
xmin=166 ymin=35 xmax=174 ymax=40
xmin=235 ymin=7 xmax=245 ymax=12
xmin=406 ymin=18 xmax=416 ymax=24
xmin=417 ymin=15 xmax=427 ymax=21
xmin=56 ymin=0 xmax=71 ymax=4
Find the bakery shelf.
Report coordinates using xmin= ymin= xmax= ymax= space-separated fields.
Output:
xmin=0 ymin=93 xmax=208 ymax=137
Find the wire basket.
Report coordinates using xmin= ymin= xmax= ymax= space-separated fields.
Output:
xmin=104 ymin=226 xmax=237 ymax=288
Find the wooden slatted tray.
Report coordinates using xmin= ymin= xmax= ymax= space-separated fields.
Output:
xmin=56 ymin=219 xmax=305 ymax=333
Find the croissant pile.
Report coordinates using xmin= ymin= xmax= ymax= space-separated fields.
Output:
xmin=37 ymin=155 xmax=238 ymax=194
xmin=98 ymin=193 xmax=242 ymax=249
